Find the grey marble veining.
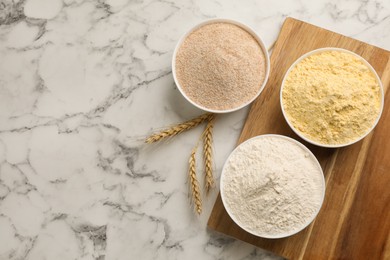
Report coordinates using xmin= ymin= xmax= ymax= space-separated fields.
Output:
xmin=0 ymin=0 xmax=389 ymax=259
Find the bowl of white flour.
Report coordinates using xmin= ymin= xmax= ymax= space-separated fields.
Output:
xmin=220 ymin=134 xmax=325 ymax=239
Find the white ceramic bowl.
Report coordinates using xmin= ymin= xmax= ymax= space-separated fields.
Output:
xmin=280 ymin=47 xmax=384 ymax=148
xmin=220 ymin=134 xmax=325 ymax=239
xmin=172 ymin=18 xmax=270 ymax=113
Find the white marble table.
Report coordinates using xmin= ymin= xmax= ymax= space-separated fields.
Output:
xmin=0 ymin=0 xmax=389 ymax=259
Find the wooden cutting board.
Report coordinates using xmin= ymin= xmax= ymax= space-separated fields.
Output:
xmin=208 ymin=17 xmax=390 ymax=260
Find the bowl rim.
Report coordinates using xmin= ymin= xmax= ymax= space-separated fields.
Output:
xmin=172 ymin=18 xmax=271 ymax=114
xmin=220 ymin=134 xmax=326 ymax=239
xmin=279 ymin=47 xmax=385 ymax=148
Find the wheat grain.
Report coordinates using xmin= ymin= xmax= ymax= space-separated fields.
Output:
xmin=145 ymin=113 xmax=213 ymax=144
xmin=189 ymin=147 xmax=202 ymax=215
xmin=203 ymin=115 xmax=215 ymax=193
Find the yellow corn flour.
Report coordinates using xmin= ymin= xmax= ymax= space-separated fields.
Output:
xmin=282 ymin=50 xmax=382 ymax=145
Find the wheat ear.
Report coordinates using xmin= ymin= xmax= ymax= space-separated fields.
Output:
xmin=203 ymin=114 xmax=215 ymax=193
xmin=145 ymin=113 xmax=213 ymax=144
xmin=189 ymin=146 xmax=202 ymax=215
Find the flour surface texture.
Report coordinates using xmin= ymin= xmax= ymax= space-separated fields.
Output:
xmin=221 ymin=135 xmax=324 ymax=237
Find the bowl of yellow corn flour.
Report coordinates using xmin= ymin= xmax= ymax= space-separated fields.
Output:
xmin=280 ymin=48 xmax=384 ymax=148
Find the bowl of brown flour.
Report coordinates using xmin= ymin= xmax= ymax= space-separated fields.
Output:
xmin=173 ymin=19 xmax=270 ymax=113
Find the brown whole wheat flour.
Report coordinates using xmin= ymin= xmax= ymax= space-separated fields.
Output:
xmin=175 ymin=22 xmax=266 ymax=111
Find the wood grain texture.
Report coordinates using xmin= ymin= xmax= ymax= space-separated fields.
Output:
xmin=207 ymin=17 xmax=390 ymax=260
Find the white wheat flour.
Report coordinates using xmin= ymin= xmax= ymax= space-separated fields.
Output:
xmin=222 ymin=135 xmax=324 ymax=236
